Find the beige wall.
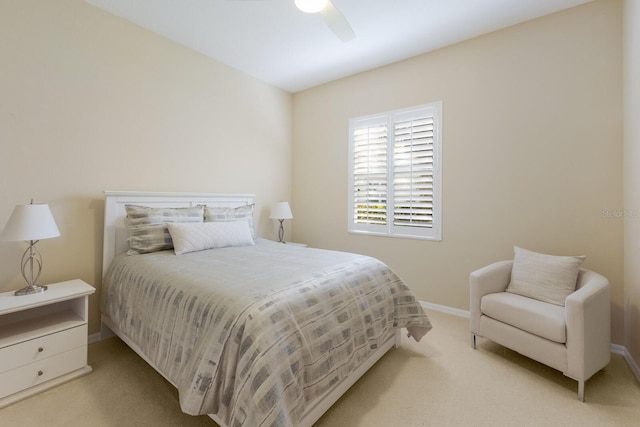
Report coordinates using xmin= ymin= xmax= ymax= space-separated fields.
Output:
xmin=293 ymin=0 xmax=624 ymax=343
xmin=1 ymin=0 xmax=628 ymax=353
xmin=0 ymin=0 xmax=293 ymax=334
xmin=623 ymin=0 xmax=640 ymax=368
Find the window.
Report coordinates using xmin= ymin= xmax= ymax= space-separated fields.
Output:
xmin=348 ymin=102 xmax=442 ymax=240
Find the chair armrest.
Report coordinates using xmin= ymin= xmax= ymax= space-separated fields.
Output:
xmin=469 ymin=260 xmax=513 ymax=333
xmin=565 ymin=269 xmax=611 ymax=380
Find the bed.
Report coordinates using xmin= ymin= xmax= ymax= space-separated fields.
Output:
xmin=100 ymin=191 xmax=432 ymax=427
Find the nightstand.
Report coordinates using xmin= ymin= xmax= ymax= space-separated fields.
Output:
xmin=0 ymin=279 xmax=95 ymax=408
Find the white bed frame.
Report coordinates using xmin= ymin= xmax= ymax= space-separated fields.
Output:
xmin=101 ymin=191 xmax=400 ymax=427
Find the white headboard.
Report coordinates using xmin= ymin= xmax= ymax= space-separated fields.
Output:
xmin=102 ymin=191 xmax=255 ymax=278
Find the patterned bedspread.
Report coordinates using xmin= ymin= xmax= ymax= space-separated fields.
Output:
xmin=102 ymin=239 xmax=432 ymax=426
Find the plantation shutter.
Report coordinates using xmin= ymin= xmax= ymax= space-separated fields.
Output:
xmin=352 ymin=120 xmax=388 ymax=226
xmin=392 ymin=114 xmax=435 ymax=229
xmin=348 ymin=101 xmax=441 ymax=240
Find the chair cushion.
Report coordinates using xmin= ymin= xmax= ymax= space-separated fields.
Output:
xmin=506 ymin=246 xmax=585 ymax=306
xmin=481 ymin=292 xmax=566 ymax=343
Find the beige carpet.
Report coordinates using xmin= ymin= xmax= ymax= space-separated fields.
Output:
xmin=2 ymin=310 xmax=639 ymax=427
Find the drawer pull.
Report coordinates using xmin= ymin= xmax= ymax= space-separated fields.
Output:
xmin=37 ymin=370 xmax=43 ymax=376
xmin=38 ymin=347 xmax=44 ymax=353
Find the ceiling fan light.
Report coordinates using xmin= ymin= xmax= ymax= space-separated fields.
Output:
xmin=295 ymin=0 xmax=329 ymax=14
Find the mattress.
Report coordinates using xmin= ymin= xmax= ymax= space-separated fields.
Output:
xmin=102 ymin=238 xmax=431 ymax=426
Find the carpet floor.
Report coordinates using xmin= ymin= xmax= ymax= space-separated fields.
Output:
xmin=1 ymin=310 xmax=639 ymax=426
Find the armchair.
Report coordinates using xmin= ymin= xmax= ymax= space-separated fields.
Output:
xmin=470 ymin=259 xmax=610 ymax=401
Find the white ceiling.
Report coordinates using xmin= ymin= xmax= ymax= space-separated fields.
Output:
xmin=85 ymin=0 xmax=592 ymax=93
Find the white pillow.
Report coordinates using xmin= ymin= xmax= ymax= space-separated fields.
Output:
xmin=167 ymin=221 xmax=254 ymax=255
xmin=506 ymin=246 xmax=585 ymax=306
xmin=204 ymin=204 xmax=256 ymax=238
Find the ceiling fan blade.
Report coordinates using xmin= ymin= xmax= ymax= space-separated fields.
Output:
xmin=320 ymin=1 xmax=355 ymax=42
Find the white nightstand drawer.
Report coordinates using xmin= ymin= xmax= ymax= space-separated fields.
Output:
xmin=0 ymin=324 xmax=87 ymax=374
xmin=0 ymin=345 xmax=87 ymax=399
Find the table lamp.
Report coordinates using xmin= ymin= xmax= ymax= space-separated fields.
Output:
xmin=269 ymin=202 xmax=293 ymax=243
xmin=1 ymin=200 xmax=61 ymax=295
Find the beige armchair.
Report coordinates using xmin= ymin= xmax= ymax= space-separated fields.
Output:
xmin=470 ymin=260 xmax=611 ymax=401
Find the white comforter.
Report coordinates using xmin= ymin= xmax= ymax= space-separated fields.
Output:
xmin=102 ymin=239 xmax=431 ymax=427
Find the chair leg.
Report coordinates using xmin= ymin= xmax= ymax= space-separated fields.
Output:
xmin=578 ymin=380 xmax=585 ymax=402
xmin=471 ymin=332 xmax=476 ymax=349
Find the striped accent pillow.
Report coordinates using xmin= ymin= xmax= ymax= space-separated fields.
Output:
xmin=204 ymin=204 xmax=256 ymax=238
xmin=506 ymin=246 xmax=585 ymax=306
xmin=125 ymin=205 xmax=204 ymax=254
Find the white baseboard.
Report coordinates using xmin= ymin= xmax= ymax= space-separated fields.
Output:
xmin=420 ymin=300 xmax=640 ymax=384
xmin=611 ymin=343 xmax=640 ymax=381
xmin=420 ymin=300 xmax=470 ymax=318
xmin=88 ymin=332 xmax=102 ymax=344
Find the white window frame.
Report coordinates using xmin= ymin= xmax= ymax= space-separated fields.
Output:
xmin=348 ymin=101 xmax=442 ymax=241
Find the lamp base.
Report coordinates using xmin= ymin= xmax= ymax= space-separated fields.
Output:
xmin=277 ymin=219 xmax=286 ymax=243
xmin=15 ymin=284 xmax=48 ymax=296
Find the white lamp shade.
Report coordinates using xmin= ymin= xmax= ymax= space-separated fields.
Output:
xmin=295 ymin=0 xmax=328 ymax=14
xmin=1 ymin=203 xmax=61 ymax=242
xmin=269 ymin=202 xmax=293 ymax=220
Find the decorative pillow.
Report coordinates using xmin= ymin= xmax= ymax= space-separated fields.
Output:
xmin=506 ymin=246 xmax=585 ymax=306
xmin=125 ymin=205 xmax=204 ymax=254
xmin=167 ymin=221 xmax=254 ymax=255
xmin=204 ymin=204 xmax=256 ymax=238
